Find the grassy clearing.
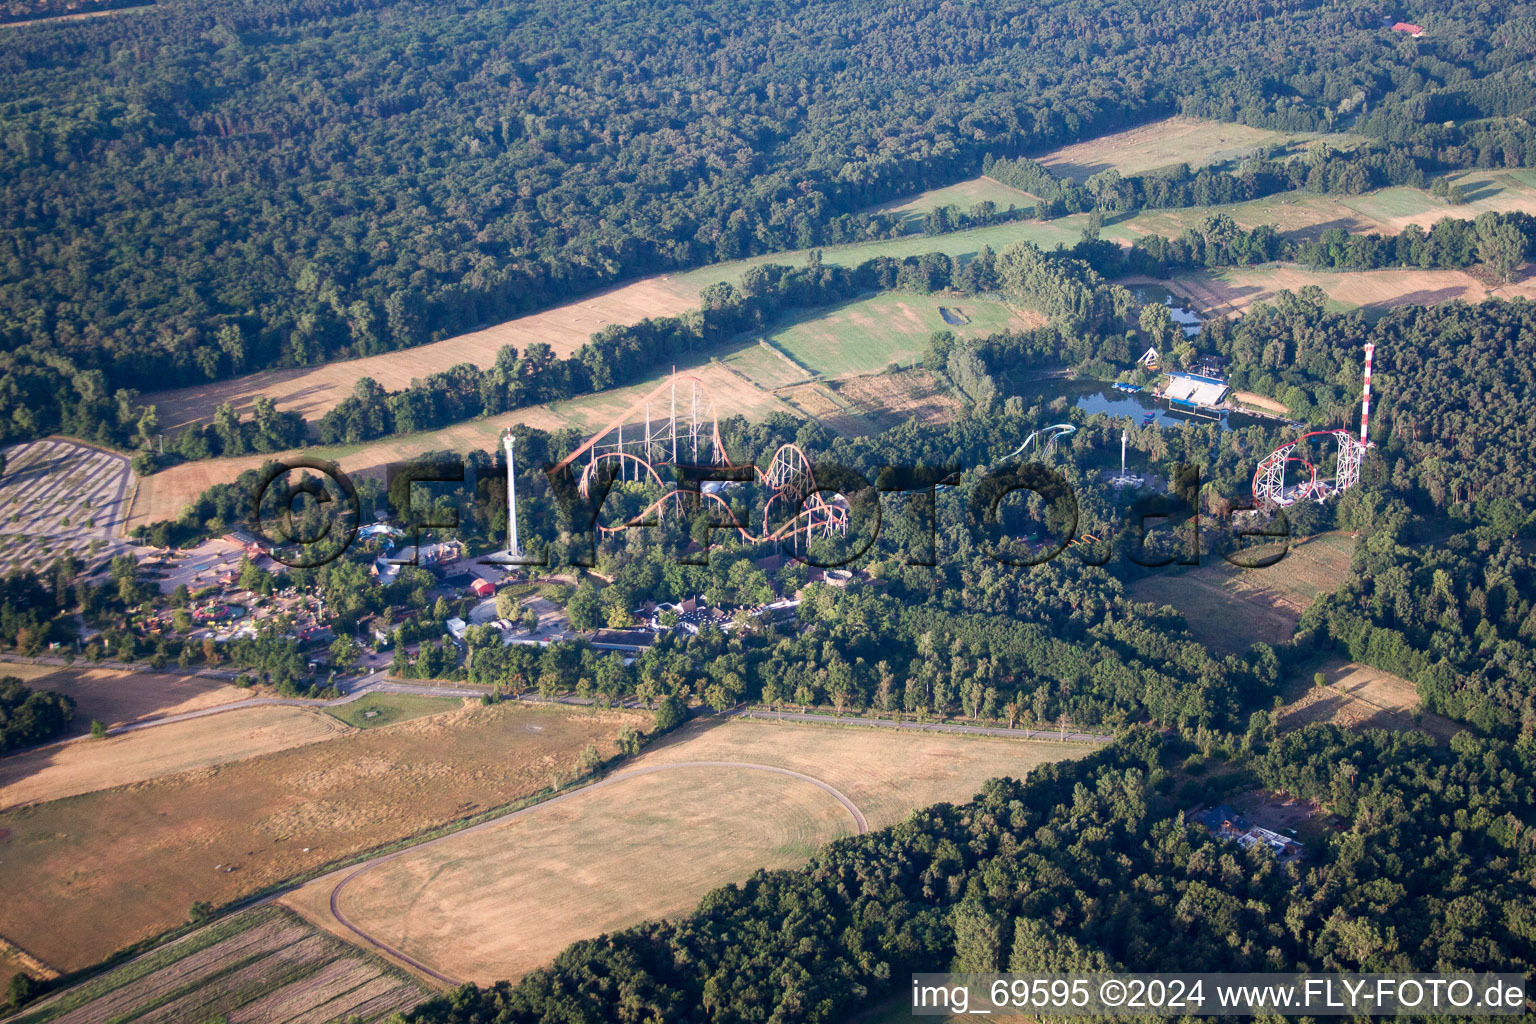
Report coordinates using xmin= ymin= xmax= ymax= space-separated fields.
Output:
xmin=0 ymin=705 xmax=350 ymax=809
xmin=763 ymin=292 xmax=1032 ymax=378
xmin=8 ymin=904 xmax=427 ymax=1024
xmin=0 ymin=702 xmax=647 ymax=974
xmin=868 ymin=176 xmax=1040 ymax=229
xmin=1035 ymin=116 xmax=1320 ymax=180
xmin=1157 ymin=264 xmax=1536 ymax=320
xmin=318 ymin=718 xmax=1089 ymax=984
xmin=1128 ymin=531 xmax=1356 ymax=656
xmin=1276 ymin=657 xmax=1461 ymax=743
xmin=325 ymin=692 xmax=467 ymax=729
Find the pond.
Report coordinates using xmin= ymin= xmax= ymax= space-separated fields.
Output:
xmin=1014 ymin=379 xmax=1268 ymax=432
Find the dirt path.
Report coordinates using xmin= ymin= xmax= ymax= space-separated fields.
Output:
xmin=322 ymin=759 xmax=869 ymax=984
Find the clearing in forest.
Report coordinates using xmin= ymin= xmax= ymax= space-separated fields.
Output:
xmin=868 ymin=176 xmax=1041 ymax=229
xmin=834 ymin=369 xmax=964 ymax=430
xmin=5 ymin=904 xmax=426 ymax=1024
xmin=1034 ymin=116 xmax=1316 ymax=180
xmin=1157 ymin=264 xmax=1536 ymax=319
xmin=0 ymin=702 xmax=645 ymax=975
xmin=1276 ymin=657 xmax=1462 ymax=742
xmin=1128 ymin=531 xmax=1356 ymax=656
xmin=763 ymin=292 xmax=1034 ymax=378
xmin=293 ymin=718 xmax=1089 ymax=985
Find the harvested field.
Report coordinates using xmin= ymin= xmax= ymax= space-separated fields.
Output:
xmin=7 ymin=905 xmax=427 ymax=1024
xmin=145 ymin=277 xmax=701 ymax=432
xmin=0 ymin=702 xmax=646 ymax=973
xmin=1277 ymin=658 xmax=1461 ymax=743
xmin=305 ymin=718 xmax=1087 ymax=984
xmin=0 ymin=664 xmax=250 ymax=732
xmin=834 ymin=369 xmax=963 ymax=429
xmin=1128 ymin=531 xmax=1356 ymax=656
xmin=774 ymin=382 xmax=882 ymax=436
xmin=0 ymin=705 xmax=350 ymax=809
xmin=1155 ymin=265 xmax=1536 ymax=319
xmin=1035 ymin=116 xmax=1308 ymax=180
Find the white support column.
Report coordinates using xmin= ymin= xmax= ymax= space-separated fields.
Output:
xmin=503 ymin=431 xmax=521 ymax=558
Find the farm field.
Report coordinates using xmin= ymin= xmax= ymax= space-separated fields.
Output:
xmin=133 ymin=124 xmax=1536 ymax=452
xmin=868 ymin=175 xmax=1039 ymax=228
xmin=1158 ymin=264 xmax=1536 ymax=319
xmin=1034 ymin=116 xmax=1321 ymax=180
xmin=0 ymin=702 xmax=645 ymax=975
xmin=1128 ymin=531 xmax=1356 ymax=656
xmin=6 ymin=905 xmax=427 ymax=1024
xmin=144 ymin=276 xmax=702 ymax=432
xmin=1277 ymin=658 xmax=1462 ymax=743
xmin=0 ymin=664 xmax=250 ymax=732
xmin=834 ymin=369 xmax=963 ymax=430
xmin=296 ymin=718 xmax=1089 ymax=984
xmin=763 ymin=291 xmax=1035 ymax=378
xmin=1339 ymin=170 xmax=1536 ymax=232
xmin=0 ymin=705 xmax=350 ymax=809
xmin=773 ymin=381 xmax=882 ymax=436
xmin=325 ymin=692 xmax=466 ymax=729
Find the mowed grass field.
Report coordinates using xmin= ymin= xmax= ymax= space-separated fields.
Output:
xmin=302 ymin=718 xmax=1089 ymax=984
xmin=1128 ymin=531 xmax=1356 ymax=656
xmin=1277 ymin=657 xmax=1462 ymax=743
xmin=0 ymin=702 xmax=646 ymax=975
xmin=761 ymin=292 xmax=1037 ymax=378
xmin=869 ymin=175 xmax=1040 ymax=228
xmin=325 ymin=692 xmax=466 ymax=730
xmin=0 ymin=664 xmax=251 ymax=733
xmin=0 ymin=705 xmax=350 ymax=809
xmin=7 ymin=905 xmax=427 ymax=1024
xmin=1034 ymin=116 xmax=1330 ymax=180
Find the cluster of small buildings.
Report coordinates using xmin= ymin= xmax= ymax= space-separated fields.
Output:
xmin=1191 ymin=805 xmax=1304 ymax=863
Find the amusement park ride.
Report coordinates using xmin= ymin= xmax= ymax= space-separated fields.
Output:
xmin=1251 ymin=343 xmax=1376 ymax=508
xmin=541 ymin=371 xmax=849 ymax=547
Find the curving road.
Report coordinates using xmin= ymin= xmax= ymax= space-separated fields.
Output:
xmin=323 ymin=759 xmax=870 ymax=986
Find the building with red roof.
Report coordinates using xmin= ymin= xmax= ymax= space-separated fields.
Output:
xmin=1392 ymin=21 xmax=1423 ymax=36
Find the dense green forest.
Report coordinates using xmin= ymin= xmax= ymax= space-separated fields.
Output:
xmin=404 ymin=726 xmax=1536 ymax=1023
xmin=7 ymin=0 xmax=1536 ymax=446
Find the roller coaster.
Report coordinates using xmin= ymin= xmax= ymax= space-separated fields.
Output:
xmin=1252 ymin=343 xmax=1375 ymax=508
xmin=549 ymin=372 xmax=848 ymax=546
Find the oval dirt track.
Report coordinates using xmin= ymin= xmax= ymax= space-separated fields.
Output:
xmin=326 ymin=760 xmax=868 ymax=984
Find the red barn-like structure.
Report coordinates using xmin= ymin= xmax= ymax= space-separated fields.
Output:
xmin=1392 ymin=21 xmax=1423 ymax=36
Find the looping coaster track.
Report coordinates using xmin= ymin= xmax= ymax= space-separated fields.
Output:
xmin=549 ymin=372 xmax=848 ymax=544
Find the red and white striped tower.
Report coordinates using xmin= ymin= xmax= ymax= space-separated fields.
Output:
xmin=1359 ymin=342 xmax=1374 ymax=445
